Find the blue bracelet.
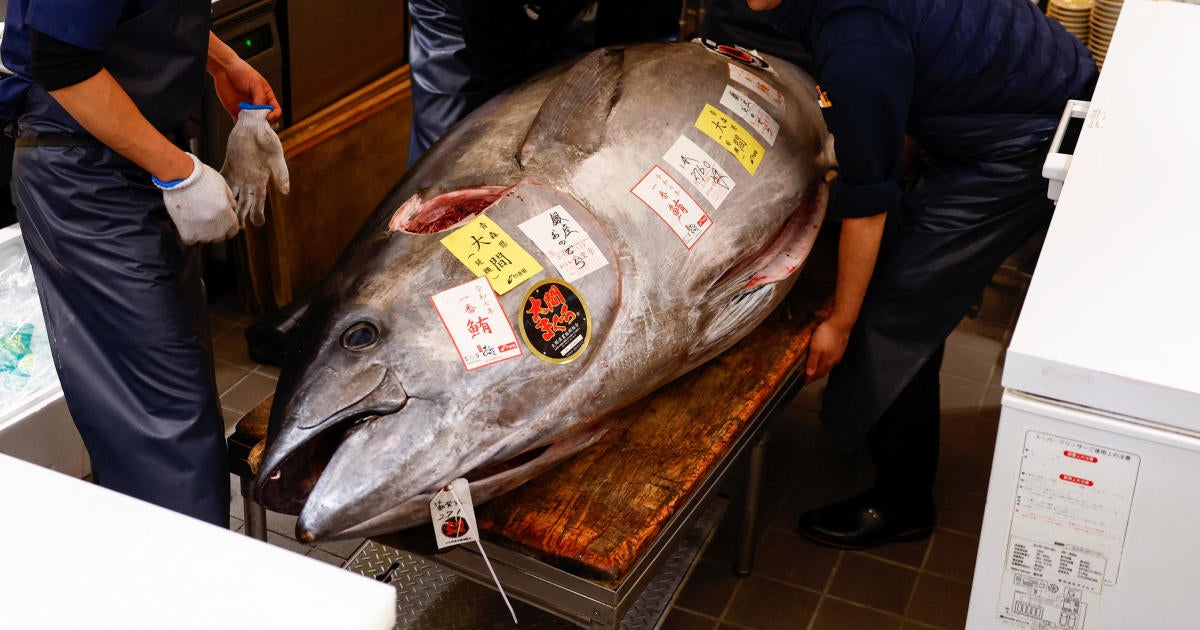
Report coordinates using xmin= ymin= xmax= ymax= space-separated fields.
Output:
xmin=238 ymin=102 xmax=276 ymax=111
xmin=152 ymin=175 xmax=186 ymax=189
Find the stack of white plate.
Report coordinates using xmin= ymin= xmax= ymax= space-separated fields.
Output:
xmin=1047 ymin=0 xmax=1094 ymax=45
xmin=1089 ymin=0 xmax=1124 ymax=69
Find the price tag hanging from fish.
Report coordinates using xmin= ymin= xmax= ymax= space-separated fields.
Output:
xmin=440 ymin=216 xmax=543 ymax=294
xmin=429 ymin=478 xmax=480 ymax=548
xmin=519 ymin=279 xmax=591 ymax=364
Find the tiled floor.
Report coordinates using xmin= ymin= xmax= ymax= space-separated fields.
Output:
xmin=207 ymin=253 xmax=1034 ymax=630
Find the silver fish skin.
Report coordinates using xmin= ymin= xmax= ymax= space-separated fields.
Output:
xmin=255 ymin=41 xmax=834 ymax=542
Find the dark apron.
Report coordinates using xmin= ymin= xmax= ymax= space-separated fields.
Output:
xmin=820 ymin=113 xmax=1060 ymax=451
xmin=12 ymin=0 xmax=230 ymax=527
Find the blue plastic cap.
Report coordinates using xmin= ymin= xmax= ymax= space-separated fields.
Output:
xmin=238 ymin=102 xmax=276 ymax=111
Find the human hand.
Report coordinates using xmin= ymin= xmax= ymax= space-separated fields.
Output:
xmin=221 ymin=104 xmax=290 ymax=227
xmin=805 ymin=318 xmax=852 ymax=384
xmin=211 ymin=55 xmax=282 ymax=123
xmin=154 ymin=152 xmax=239 ymax=244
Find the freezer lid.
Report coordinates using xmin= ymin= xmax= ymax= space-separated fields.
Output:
xmin=1004 ymin=0 xmax=1200 ymax=431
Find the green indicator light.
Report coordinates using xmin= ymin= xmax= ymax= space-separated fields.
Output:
xmin=245 ymin=39 xmax=253 ymax=47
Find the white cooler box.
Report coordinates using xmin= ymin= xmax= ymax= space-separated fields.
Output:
xmin=0 ymin=224 xmax=88 ymax=478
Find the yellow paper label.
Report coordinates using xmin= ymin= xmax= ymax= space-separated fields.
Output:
xmin=694 ymin=103 xmax=765 ymax=175
xmin=441 ymin=217 xmax=543 ymax=294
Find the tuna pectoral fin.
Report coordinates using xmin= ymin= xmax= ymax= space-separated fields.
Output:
xmin=690 ymin=195 xmax=827 ymax=360
xmin=518 ymin=47 xmax=624 ymax=170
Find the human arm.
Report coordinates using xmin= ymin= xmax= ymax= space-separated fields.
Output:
xmin=32 ymin=27 xmax=236 ymax=243
xmin=805 ymin=213 xmax=885 ymax=381
xmin=802 ymin=10 xmax=915 ymax=383
xmin=46 ymin=69 xmax=194 ymax=181
xmin=206 ymin=32 xmax=281 ymax=122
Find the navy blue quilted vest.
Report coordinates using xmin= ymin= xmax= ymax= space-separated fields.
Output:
xmin=770 ymin=0 xmax=1096 ymax=124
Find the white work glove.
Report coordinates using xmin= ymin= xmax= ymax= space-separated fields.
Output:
xmin=221 ymin=103 xmax=290 ymax=228
xmin=153 ymin=152 xmax=240 ymax=245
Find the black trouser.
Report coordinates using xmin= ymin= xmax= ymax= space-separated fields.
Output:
xmin=866 ymin=344 xmax=944 ymax=503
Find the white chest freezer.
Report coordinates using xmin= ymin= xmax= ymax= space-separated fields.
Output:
xmin=0 ymin=224 xmax=88 ymax=477
xmin=0 ymin=452 xmax=397 ymax=629
xmin=967 ymin=2 xmax=1200 ymax=629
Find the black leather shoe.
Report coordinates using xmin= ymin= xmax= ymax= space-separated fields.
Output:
xmin=798 ymin=490 xmax=934 ymax=550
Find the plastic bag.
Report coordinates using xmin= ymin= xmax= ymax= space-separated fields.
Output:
xmin=0 ymin=252 xmax=57 ymax=418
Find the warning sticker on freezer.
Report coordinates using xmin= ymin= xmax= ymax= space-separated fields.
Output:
xmin=1009 ymin=431 xmax=1140 ymax=585
xmin=994 ymin=431 xmax=1141 ymax=629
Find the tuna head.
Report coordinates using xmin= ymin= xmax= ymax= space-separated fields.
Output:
xmin=255 ymin=183 xmax=622 ymax=542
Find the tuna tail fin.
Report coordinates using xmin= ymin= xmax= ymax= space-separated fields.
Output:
xmin=517 ymin=47 xmax=625 ymax=171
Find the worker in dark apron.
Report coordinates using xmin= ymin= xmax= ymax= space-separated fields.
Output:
xmin=0 ymin=0 xmax=286 ymax=527
xmin=406 ymin=0 xmax=681 ymax=165
xmin=746 ymin=0 xmax=1097 ymax=548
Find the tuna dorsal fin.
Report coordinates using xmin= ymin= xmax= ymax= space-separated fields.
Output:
xmin=518 ymin=47 xmax=624 ymax=170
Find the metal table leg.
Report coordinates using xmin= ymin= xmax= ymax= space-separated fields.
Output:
xmin=735 ymin=427 xmax=770 ymax=576
xmin=241 ymin=476 xmax=268 ymax=541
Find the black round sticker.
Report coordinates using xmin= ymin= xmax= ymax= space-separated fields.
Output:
xmin=519 ymin=279 xmax=590 ymax=364
xmin=696 ymin=38 xmax=771 ymax=70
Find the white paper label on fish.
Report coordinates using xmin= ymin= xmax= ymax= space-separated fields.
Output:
xmin=431 ymin=277 xmax=522 ymax=371
xmin=662 ymin=135 xmax=736 ymax=209
xmin=720 ymin=85 xmax=779 ymax=146
xmin=630 ymin=165 xmax=713 ymax=249
xmin=727 ymin=62 xmax=786 ymax=113
xmin=518 ymin=206 xmax=610 ymax=282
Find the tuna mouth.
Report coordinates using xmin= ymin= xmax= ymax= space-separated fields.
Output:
xmin=388 ymin=186 xmax=511 ymax=233
xmin=257 ymin=367 xmax=410 ymax=514
xmin=256 ymin=410 xmax=392 ymax=515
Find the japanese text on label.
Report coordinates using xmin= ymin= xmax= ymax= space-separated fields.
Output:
xmin=695 ymin=103 xmax=765 ymax=175
xmin=431 ymin=277 xmax=522 ymax=371
xmin=1009 ymin=431 xmax=1140 ymax=585
xmin=728 ymin=62 xmax=785 ymax=112
xmin=630 ymin=166 xmax=712 ymax=249
xmin=662 ymin=135 xmax=736 ymax=209
xmin=429 ymin=478 xmax=479 ymax=549
xmin=440 ymin=216 xmax=542 ymax=294
xmin=720 ymin=85 xmax=779 ymax=145
xmin=517 ymin=206 xmax=609 ymax=282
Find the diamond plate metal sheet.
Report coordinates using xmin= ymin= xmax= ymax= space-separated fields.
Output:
xmin=342 ymin=495 xmax=726 ymax=630
xmin=345 ymin=541 xmax=575 ymax=629
xmin=620 ymin=495 xmax=726 ymax=630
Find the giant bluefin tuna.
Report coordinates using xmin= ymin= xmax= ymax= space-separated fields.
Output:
xmin=255 ymin=40 xmax=834 ymax=541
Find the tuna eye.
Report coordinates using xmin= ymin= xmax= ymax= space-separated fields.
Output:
xmin=340 ymin=322 xmax=379 ymax=351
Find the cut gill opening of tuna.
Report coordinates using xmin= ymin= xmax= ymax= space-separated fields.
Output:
xmin=388 ymin=186 xmax=512 ymax=234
